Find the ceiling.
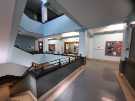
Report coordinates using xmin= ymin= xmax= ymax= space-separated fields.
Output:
xmin=50 ymin=0 xmax=133 ymax=28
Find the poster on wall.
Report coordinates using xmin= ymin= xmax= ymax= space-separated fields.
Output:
xmin=48 ymin=44 xmax=55 ymax=52
xmin=105 ymin=41 xmax=122 ymax=57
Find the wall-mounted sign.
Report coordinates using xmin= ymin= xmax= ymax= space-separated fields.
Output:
xmin=96 ymin=46 xmax=104 ymax=50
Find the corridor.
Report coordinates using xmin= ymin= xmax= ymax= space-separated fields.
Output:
xmin=55 ymin=60 xmax=125 ymax=101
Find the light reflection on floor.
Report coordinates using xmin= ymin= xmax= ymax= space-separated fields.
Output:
xmin=101 ymin=96 xmax=114 ymax=101
xmin=55 ymin=60 xmax=125 ymax=101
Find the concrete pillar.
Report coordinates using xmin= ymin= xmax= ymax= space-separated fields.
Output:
xmin=87 ymin=36 xmax=94 ymax=59
xmin=79 ymin=30 xmax=88 ymax=57
xmin=43 ymin=38 xmax=48 ymax=52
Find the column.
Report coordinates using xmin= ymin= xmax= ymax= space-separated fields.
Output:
xmin=79 ymin=30 xmax=88 ymax=57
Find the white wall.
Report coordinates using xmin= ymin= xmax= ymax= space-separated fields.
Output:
xmin=9 ymin=47 xmax=37 ymax=67
xmin=87 ymin=33 xmax=123 ymax=61
xmin=46 ymin=37 xmax=80 ymax=54
xmin=87 ymin=36 xmax=93 ymax=58
xmin=48 ymin=39 xmax=64 ymax=53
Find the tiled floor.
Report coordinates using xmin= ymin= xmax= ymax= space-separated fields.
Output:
xmin=55 ymin=60 xmax=125 ymax=101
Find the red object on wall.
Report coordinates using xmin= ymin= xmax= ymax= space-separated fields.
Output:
xmin=105 ymin=41 xmax=122 ymax=56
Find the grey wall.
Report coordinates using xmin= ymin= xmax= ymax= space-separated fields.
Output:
xmin=0 ymin=0 xmax=17 ymax=63
xmin=15 ymin=34 xmax=37 ymax=51
xmin=0 ymin=63 xmax=27 ymax=77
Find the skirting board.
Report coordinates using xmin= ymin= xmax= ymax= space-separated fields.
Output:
xmin=38 ymin=65 xmax=85 ymax=101
xmin=116 ymin=72 xmax=135 ymax=101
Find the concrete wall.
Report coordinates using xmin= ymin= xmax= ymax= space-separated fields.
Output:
xmin=20 ymin=14 xmax=81 ymax=36
xmin=87 ymin=33 xmax=123 ymax=61
xmin=0 ymin=63 xmax=28 ymax=77
xmin=15 ymin=34 xmax=36 ymax=51
xmin=0 ymin=0 xmax=16 ymax=63
xmin=0 ymin=0 xmax=27 ymax=64
xmin=9 ymin=47 xmax=36 ymax=67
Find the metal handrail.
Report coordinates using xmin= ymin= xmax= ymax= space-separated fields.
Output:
xmin=26 ymin=57 xmax=75 ymax=73
xmin=23 ymin=56 xmax=86 ymax=77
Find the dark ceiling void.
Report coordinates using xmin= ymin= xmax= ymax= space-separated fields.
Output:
xmin=24 ymin=0 xmax=64 ymax=23
xmin=131 ymin=0 xmax=135 ymax=7
xmin=24 ymin=0 xmax=42 ymax=22
xmin=24 ymin=9 xmax=42 ymax=22
xmin=46 ymin=8 xmax=63 ymax=23
xmin=25 ymin=0 xmax=42 ymax=14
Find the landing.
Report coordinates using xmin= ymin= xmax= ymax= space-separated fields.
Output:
xmin=55 ymin=60 xmax=125 ymax=101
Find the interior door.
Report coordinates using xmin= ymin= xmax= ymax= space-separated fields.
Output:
xmin=38 ymin=41 xmax=43 ymax=53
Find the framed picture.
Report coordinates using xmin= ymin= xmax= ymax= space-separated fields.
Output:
xmin=48 ymin=44 xmax=55 ymax=52
xmin=105 ymin=41 xmax=122 ymax=56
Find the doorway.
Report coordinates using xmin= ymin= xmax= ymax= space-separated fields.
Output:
xmin=38 ymin=41 xmax=43 ymax=53
xmin=64 ymin=42 xmax=79 ymax=55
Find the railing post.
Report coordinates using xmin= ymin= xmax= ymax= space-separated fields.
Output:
xmin=59 ymin=59 xmax=61 ymax=67
xmin=75 ymin=56 xmax=77 ymax=61
xmin=84 ymin=57 xmax=86 ymax=65
xmin=69 ymin=57 xmax=71 ymax=63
